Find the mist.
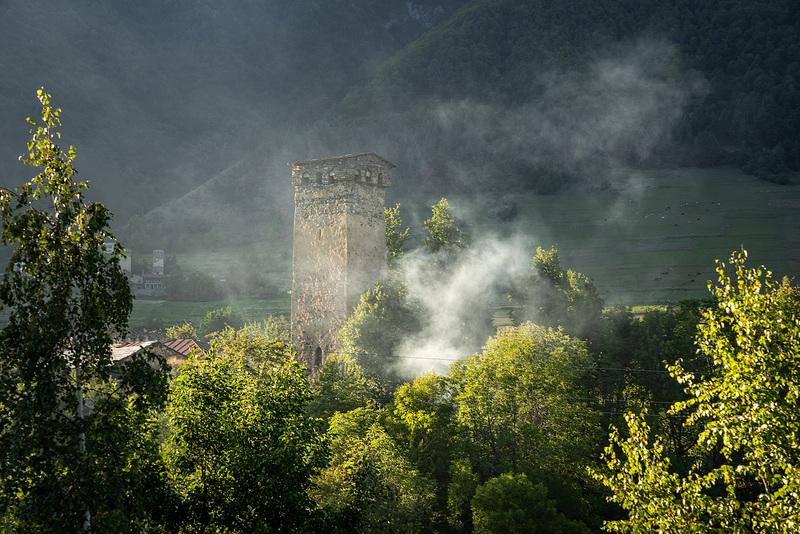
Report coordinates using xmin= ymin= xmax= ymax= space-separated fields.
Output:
xmin=392 ymin=233 xmax=534 ymax=377
xmin=373 ymin=39 xmax=709 ymax=377
xmin=430 ymin=38 xmax=708 ymax=194
xmin=0 ymin=1 xmax=748 ymax=321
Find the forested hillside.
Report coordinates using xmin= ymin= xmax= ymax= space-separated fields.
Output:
xmin=331 ymin=0 xmax=799 ymax=191
xmin=0 ymin=0 xmax=465 ymax=223
xmin=1 ymin=0 xmax=797 ymax=249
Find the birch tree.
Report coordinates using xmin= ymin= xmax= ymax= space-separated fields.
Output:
xmin=0 ymin=90 xmax=170 ymax=531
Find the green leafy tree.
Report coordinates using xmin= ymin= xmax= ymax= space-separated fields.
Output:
xmin=392 ymin=372 xmax=462 ymax=532
xmin=258 ymin=314 xmax=292 ymax=344
xmin=385 ymin=203 xmax=410 ymax=264
xmin=165 ymin=321 xmax=198 ymax=341
xmin=593 ymin=251 xmax=800 ymax=532
xmin=338 ymin=281 xmax=422 ymax=395
xmin=450 ymin=323 xmax=602 ymax=531
xmin=456 ymin=323 xmax=601 ymax=480
xmin=0 ymin=89 xmax=171 ymax=531
xmin=509 ymin=245 xmax=603 ymax=339
xmin=197 ymin=305 xmax=244 ymax=341
xmin=423 ymin=198 xmax=471 ymax=253
xmin=207 ymin=324 xmax=291 ymax=372
xmin=447 ymin=457 xmax=479 ymax=532
xmin=311 ymin=406 xmax=435 ymax=533
xmin=591 ymin=299 xmax=714 ymax=460
xmin=307 ymin=353 xmax=374 ymax=424
xmin=165 ymin=348 xmax=328 ymax=533
xmin=471 ymin=472 xmax=591 ymax=534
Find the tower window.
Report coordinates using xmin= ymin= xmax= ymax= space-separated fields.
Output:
xmin=314 ymin=347 xmax=323 ymax=366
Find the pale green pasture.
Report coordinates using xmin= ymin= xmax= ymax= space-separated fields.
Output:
xmin=129 ymin=295 xmax=290 ymax=331
xmin=458 ymin=167 xmax=800 ymax=304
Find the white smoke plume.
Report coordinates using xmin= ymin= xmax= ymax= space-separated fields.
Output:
xmin=433 ymin=37 xmax=708 ymax=189
xmin=393 ymin=232 xmax=533 ymax=377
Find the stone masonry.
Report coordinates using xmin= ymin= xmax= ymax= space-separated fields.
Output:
xmin=291 ymin=152 xmax=394 ymax=372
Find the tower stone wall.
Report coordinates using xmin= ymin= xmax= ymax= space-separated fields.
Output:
xmin=291 ymin=153 xmax=393 ymax=372
xmin=152 ymin=249 xmax=164 ymax=275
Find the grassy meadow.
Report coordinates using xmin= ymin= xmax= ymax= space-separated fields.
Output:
xmin=425 ymin=166 xmax=799 ymax=305
xmin=130 ymin=167 xmax=799 ymax=330
xmin=129 ymin=295 xmax=291 ymax=331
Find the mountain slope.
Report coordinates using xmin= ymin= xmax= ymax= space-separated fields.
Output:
xmin=331 ymin=0 xmax=799 ymax=181
xmin=0 ymin=0 xmax=466 ymax=224
xmin=1 ymin=0 xmax=797 ymax=254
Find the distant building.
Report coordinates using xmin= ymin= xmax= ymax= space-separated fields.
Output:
xmin=110 ymin=340 xmax=185 ymax=370
xmin=153 ymin=249 xmax=164 ymax=275
xmin=115 ymin=249 xmax=167 ymax=297
xmin=143 ymin=273 xmax=164 ymax=291
xmin=290 ymin=152 xmax=393 ymax=373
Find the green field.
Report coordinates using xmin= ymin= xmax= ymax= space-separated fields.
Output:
xmin=440 ymin=167 xmax=800 ymax=305
xmin=130 ymin=167 xmax=799 ymax=329
xmin=129 ymin=295 xmax=291 ymax=331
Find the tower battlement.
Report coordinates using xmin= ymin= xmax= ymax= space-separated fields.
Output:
xmin=291 ymin=152 xmax=393 ymax=188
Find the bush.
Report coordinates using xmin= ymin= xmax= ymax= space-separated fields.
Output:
xmin=198 ymin=307 xmax=245 ymax=341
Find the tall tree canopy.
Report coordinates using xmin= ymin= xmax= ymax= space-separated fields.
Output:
xmin=0 ymin=90 xmax=170 ymax=531
xmin=509 ymin=245 xmax=604 ymax=339
xmin=165 ymin=346 xmax=329 ymax=533
xmin=593 ymin=251 xmax=800 ymax=532
xmin=423 ymin=198 xmax=471 ymax=254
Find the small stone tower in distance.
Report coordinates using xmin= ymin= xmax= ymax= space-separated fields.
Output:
xmin=290 ymin=152 xmax=394 ymax=372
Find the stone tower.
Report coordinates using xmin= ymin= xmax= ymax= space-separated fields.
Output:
xmin=152 ymin=249 xmax=164 ymax=275
xmin=290 ymin=152 xmax=394 ymax=371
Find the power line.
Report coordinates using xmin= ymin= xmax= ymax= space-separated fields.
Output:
xmin=374 ymin=351 xmax=711 ymax=375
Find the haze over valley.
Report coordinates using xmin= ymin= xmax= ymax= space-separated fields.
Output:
xmin=1 ymin=0 xmax=798 ymax=314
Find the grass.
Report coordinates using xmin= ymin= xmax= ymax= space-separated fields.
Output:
xmin=451 ymin=167 xmax=800 ymax=305
xmin=129 ymin=166 xmax=800 ymax=329
xmin=129 ymin=295 xmax=290 ymax=331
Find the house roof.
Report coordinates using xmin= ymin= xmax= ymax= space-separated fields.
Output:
xmin=110 ymin=341 xmax=161 ymax=362
xmin=164 ymin=338 xmax=211 ymax=357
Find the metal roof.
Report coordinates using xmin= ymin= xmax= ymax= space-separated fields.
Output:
xmin=164 ymin=338 xmax=211 ymax=356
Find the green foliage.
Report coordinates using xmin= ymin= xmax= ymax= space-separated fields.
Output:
xmin=739 ymin=145 xmax=791 ymax=184
xmin=471 ymin=472 xmax=590 ymax=534
xmin=197 ymin=305 xmax=244 ymax=341
xmin=509 ymin=245 xmax=604 ymax=339
xmin=447 ymin=457 xmax=479 ymax=531
xmin=307 ymin=353 xmax=374 ymax=423
xmin=0 ymin=90 xmax=170 ymax=530
xmin=592 ymin=300 xmax=713 ymax=459
xmin=311 ymin=407 xmax=435 ymax=533
xmin=207 ymin=323 xmax=292 ymax=372
xmin=165 ymin=321 xmax=198 ymax=341
xmin=393 ymin=372 xmax=462 ymax=532
xmin=249 ymin=314 xmax=291 ymax=344
xmin=338 ymin=281 xmax=422 ymax=393
xmin=455 ymin=323 xmax=601 ymax=480
xmin=338 ymin=0 xmax=800 ymax=173
xmin=165 ymin=349 xmax=328 ymax=533
xmin=423 ymin=198 xmax=471 ymax=254
xmin=593 ymin=251 xmax=800 ymax=532
xmin=385 ymin=203 xmax=410 ymax=264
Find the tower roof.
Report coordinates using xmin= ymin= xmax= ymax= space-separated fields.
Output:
xmin=291 ymin=152 xmax=395 ymax=168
